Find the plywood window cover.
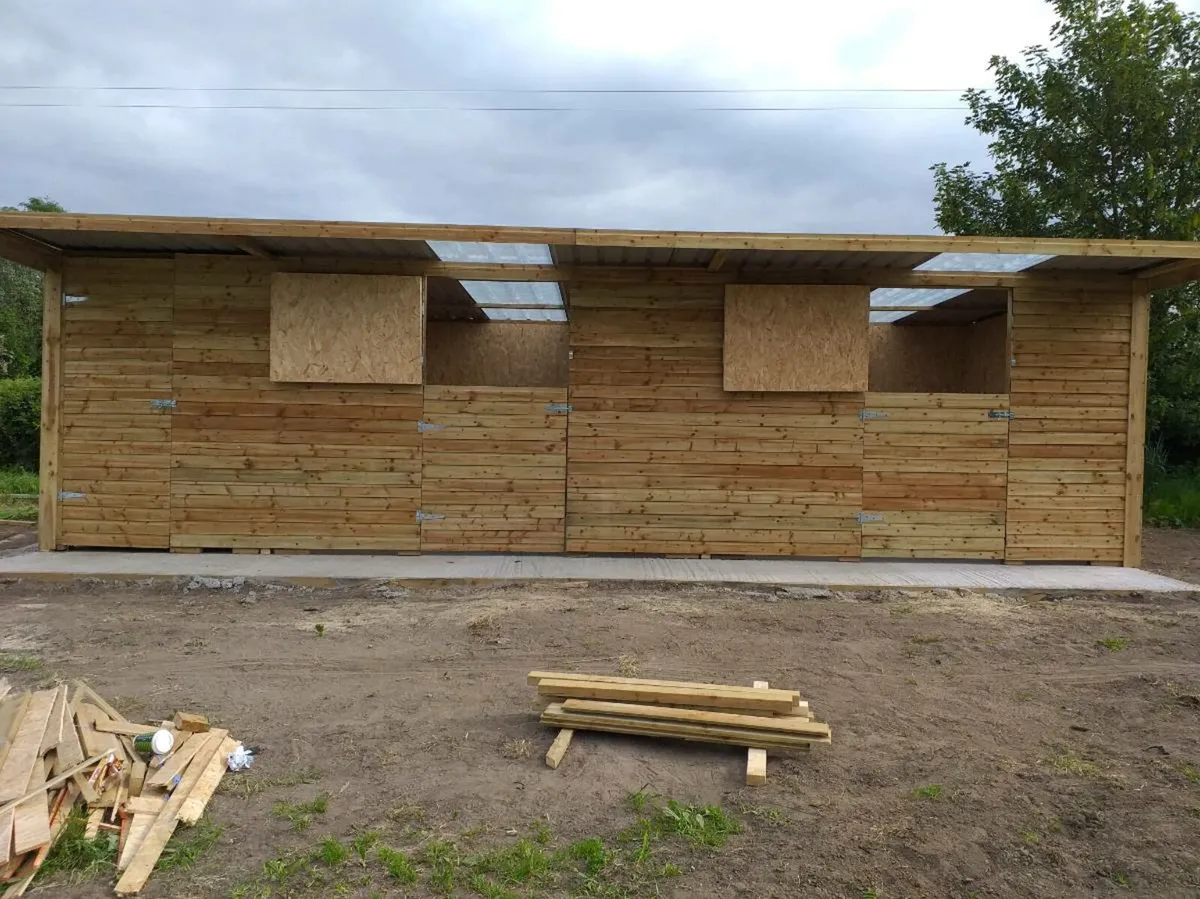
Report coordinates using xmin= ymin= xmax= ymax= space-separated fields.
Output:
xmin=269 ymin=272 xmax=424 ymax=384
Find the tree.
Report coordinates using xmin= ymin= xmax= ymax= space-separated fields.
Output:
xmin=932 ymin=0 xmax=1200 ymax=463
xmin=0 ymin=196 xmax=65 ymax=377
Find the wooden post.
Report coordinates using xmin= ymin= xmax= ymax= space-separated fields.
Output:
xmin=38 ymin=267 xmax=63 ymax=551
xmin=1123 ymin=283 xmax=1150 ymax=568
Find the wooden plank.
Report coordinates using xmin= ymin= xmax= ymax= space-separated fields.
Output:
xmin=1124 ymin=284 xmax=1149 ymax=566
xmin=172 ymin=713 xmax=209 ymax=734
xmin=559 ymin=699 xmax=831 ymax=737
xmin=723 ymin=285 xmax=869 ymax=391
xmin=541 ymin=705 xmax=828 ymax=750
xmin=0 ymin=753 xmax=107 ymax=819
xmin=544 ymin=729 xmax=574 ymax=770
xmin=270 ymin=273 xmax=425 ymax=384
xmin=746 ymin=681 xmax=769 ymax=786
xmin=118 ymin=815 xmax=154 ymax=871
xmin=12 ymin=766 xmax=50 ymax=857
xmin=39 ymin=266 xmax=63 ymax=551
xmin=537 ymin=678 xmax=800 ymax=713
xmin=37 ymin=686 xmax=67 ymax=755
xmin=115 ymin=730 xmax=225 ymax=895
xmin=178 ymin=736 xmax=235 ymax=825
xmin=0 ymin=691 xmax=57 ymax=803
xmin=146 ymin=728 xmax=226 ymax=789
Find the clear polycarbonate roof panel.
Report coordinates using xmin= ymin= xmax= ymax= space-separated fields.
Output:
xmin=427 ymin=241 xmax=553 ymax=264
xmin=870 ymin=287 xmax=970 ymax=308
xmin=915 ymin=252 xmax=1056 ymax=272
xmin=870 ymin=310 xmax=912 ymax=324
xmin=482 ymin=307 xmax=567 ymax=321
xmin=460 ymin=280 xmax=563 ymax=307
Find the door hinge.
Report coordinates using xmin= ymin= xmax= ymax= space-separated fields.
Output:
xmin=546 ymin=403 xmax=572 ymax=414
xmin=857 ymin=512 xmax=884 ymax=524
xmin=58 ymin=491 xmax=85 ymax=500
xmin=989 ymin=410 xmax=1016 ymax=420
xmin=415 ymin=510 xmax=445 ymax=522
xmin=859 ymin=410 xmax=888 ymax=421
xmin=150 ymin=398 xmax=177 ymax=409
xmin=417 ymin=420 xmax=445 ymax=433
xmin=63 ymin=294 xmax=88 ymax=305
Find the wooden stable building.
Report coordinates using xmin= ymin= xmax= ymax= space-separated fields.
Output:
xmin=2 ymin=213 xmax=1198 ymax=566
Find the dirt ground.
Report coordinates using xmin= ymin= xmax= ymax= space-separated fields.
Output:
xmin=0 ymin=530 xmax=1198 ymax=898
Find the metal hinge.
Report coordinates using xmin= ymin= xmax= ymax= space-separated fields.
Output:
xmin=417 ymin=420 xmax=445 ymax=433
xmin=63 ymin=294 xmax=88 ymax=305
xmin=989 ymin=410 xmax=1016 ymax=420
xmin=150 ymin=398 xmax=177 ymax=409
xmin=58 ymin=491 xmax=85 ymax=500
xmin=857 ymin=512 xmax=884 ymax=524
xmin=546 ymin=403 xmax=572 ymax=414
xmin=859 ymin=410 xmax=888 ymax=421
xmin=415 ymin=510 xmax=445 ymax=522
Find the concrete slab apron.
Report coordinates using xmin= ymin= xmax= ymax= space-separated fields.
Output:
xmin=0 ymin=551 xmax=1194 ymax=592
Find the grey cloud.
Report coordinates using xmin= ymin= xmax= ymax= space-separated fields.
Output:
xmin=0 ymin=0 xmax=989 ymax=232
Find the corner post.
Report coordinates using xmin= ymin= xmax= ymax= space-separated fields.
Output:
xmin=1123 ymin=282 xmax=1150 ymax=567
xmin=38 ymin=265 xmax=63 ymax=550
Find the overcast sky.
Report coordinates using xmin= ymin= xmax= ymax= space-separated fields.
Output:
xmin=0 ymin=1 xmax=1187 ymax=234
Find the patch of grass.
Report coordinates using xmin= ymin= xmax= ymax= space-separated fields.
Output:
xmin=1145 ymin=469 xmax=1200 ymax=528
xmin=387 ymin=801 xmax=426 ymax=824
xmin=912 ymin=784 xmax=943 ymax=800
xmin=217 ymin=764 xmax=322 ymax=798
xmin=531 ymin=820 xmax=552 ymax=845
xmin=909 ymin=634 xmax=943 ymax=645
xmin=617 ymin=653 xmax=639 ymax=677
xmin=1110 ymin=870 xmax=1131 ymax=887
xmin=377 ymin=846 xmax=418 ymax=883
xmin=261 ymin=852 xmax=310 ymax=884
xmin=314 ymin=623 xmax=326 ymax=637
xmin=1015 ymin=690 xmax=1035 ymax=702
xmin=569 ymin=838 xmax=611 ymax=876
xmin=1180 ymin=763 xmax=1200 ymax=784
xmin=736 ymin=803 xmax=789 ymax=826
xmin=471 ymin=837 xmax=555 ymax=885
xmin=860 ymin=889 xmax=880 ymax=899
xmin=655 ymin=800 xmax=740 ymax=849
xmin=0 ymin=652 xmax=41 ymax=672
xmin=156 ymin=817 xmax=222 ymax=871
xmin=350 ymin=830 xmax=380 ymax=865
xmin=0 ymin=467 xmax=37 ymax=521
xmin=273 ymin=794 xmax=329 ymax=832
xmin=467 ymin=873 xmax=520 ymax=899
xmin=316 ymin=837 xmax=349 ymax=867
xmin=627 ymin=787 xmax=650 ymax=814
xmin=1097 ymin=636 xmax=1128 ymax=652
xmin=34 ymin=811 xmax=117 ymax=883
xmin=1020 ymin=828 xmax=1040 ymax=846
xmin=500 ymin=738 xmax=532 ymax=760
xmin=1043 ymin=750 xmax=1106 ymax=779
xmin=422 ymin=839 xmax=460 ymax=893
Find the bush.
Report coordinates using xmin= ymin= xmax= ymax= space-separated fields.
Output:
xmin=0 ymin=377 xmax=40 ymax=469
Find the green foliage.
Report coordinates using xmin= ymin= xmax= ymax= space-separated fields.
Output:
xmin=155 ymin=817 xmax=223 ymax=871
xmin=273 ymin=794 xmax=329 ymax=832
xmin=654 ymin=800 xmax=740 ymax=849
xmin=0 ymin=378 xmax=40 ymax=470
xmin=0 ymin=198 xmax=64 ymax=378
xmin=1146 ymin=467 xmax=1200 ymax=526
xmin=912 ymin=784 xmax=944 ymax=800
xmin=34 ymin=810 xmax=117 ymax=883
xmin=932 ymin=0 xmax=1200 ymax=461
xmin=316 ymin=837 xmax=349 ymax=867
xmin=1098 ymin=636 xmax=1129 ymax=651
xmin=376 ymin=846 xmax=418 ymax=883
xmin=0 ymin=651 xmax=42 ymax=672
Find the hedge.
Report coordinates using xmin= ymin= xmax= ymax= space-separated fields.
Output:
xmin=0 ymin=377 xmax=40 ymax=470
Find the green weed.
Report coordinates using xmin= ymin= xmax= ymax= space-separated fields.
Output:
xmin=314 ymin=623 xmax=326 ymax=637
xmin=912 ymin=784 xmax=943 ymax=800
xmin=1020 ymin=828 xmax=1039 ymax=846
xmin=471 ymin=837 xmax=554 ymax=885
xmin=0 ymin=467 xmax=37 ymax=521
xmin=422 ymin=839 xmax=460 ymax=893
xmin=1097 ymin=636 xmax=1128 ymax=651
xmin=627 ymin=787 xmax=650 ymax=814
xmin=1111 ymin=870 xmax=1131 ymax=887
xmin=1145 ymin=470 xmax=1200 ymax=527
xmin=569 ymin=838 xmax=611 ymax=876
xmin=910 ymin=634 xmax=943 ymax=645
xmin=316 ymin=837 xmax=348 ymax=867
xmin=34 ymin=811 xmax=117 ymax=883
xmin=217 ymin=765 xmax=322 ymax=798
xmin=467 ymin=873 xmax=520 ymax=899
xmin=273 ymin=794 xmax=329 ymax=832
xmin=0 ymin=652 xmax=42 ymax=672
xmin=377 ymin=846 xmax=418 ymax=883
xmin=261 ymin=853 xmax=308 ymax=884
xmin=655 ymin=800 xmax=740 ymax=848
xmin=1044 ymin=750 xmax=1106 ymax=779
xmin=155 ymin=817 xmax=222 ymax=871
xmin=1181 ymin=763 xmax=1200 ymax=784
xmin=350 ymin=830 xmax=380 ymax=865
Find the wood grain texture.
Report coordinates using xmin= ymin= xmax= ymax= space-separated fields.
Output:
xmin=1124 ymin=284 xmax=1150 ymax=567
xmin=270 ymin=273 xmax=424 ymax=384
xmin=723 ymin=285 xmax=868 ymax=392
xmin=38 ymin=267 xmax=63 ymax=551
xmin=869 ymin=316 xmax=1007 ymax=394
xmin=425 ymin=322 xmax=568 ymax=387
xmin=1006 ymin=289 xmax=1131 ymax=563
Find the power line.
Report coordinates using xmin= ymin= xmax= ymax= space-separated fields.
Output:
xmin=0 ymin=102 xmax=967 ymax=112
xmin=0 ymin=85 xmax=968 ymax=94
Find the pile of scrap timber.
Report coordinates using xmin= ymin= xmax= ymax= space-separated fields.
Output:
xmin=0 ymin=678 xmax=241 ymax=896
xmin=529 ymin=672 xmax=829 ymax=784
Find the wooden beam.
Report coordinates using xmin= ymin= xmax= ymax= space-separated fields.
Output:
xmin=1139 ymin=258 xmax=1200 ymax=291
xmin=707 ymin=250 xmax=731 ymax=273
xmin=38 ymin=267 xmax=63 ymax=552
xmin=0 ymin=230 xmax=60 ymax=271
xmin=229 ymin=237 xmax=273 ymax=259
xmin=746 ymin=681 xmax=769 ymax=786
xmin=544 ymin=729 xmax=574 ymax=770
xmin=1124 ymin=282 xmax=1151 ymax=568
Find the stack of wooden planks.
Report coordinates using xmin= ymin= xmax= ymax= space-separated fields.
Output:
xmin=529 ymin=672 xmax=829 ymax=784
xmin=0 ymin=678 xmax=240 ymax=896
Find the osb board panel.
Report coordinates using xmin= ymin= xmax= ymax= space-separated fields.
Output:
xmin=426 ymin=322 xmax=568 ymax=387
xmin=869 ymin=316 xmax=1007 ymax=394
xmin=1006 ymin=289 xmax=1131 ymax=562
xmin=59 ymin=258 xmax=174 ymax=549
xmin=724 ymin=285 xmax=868 ymax=392
xmin=172 ymin=257 xmax=422 ymax=551
xmin=862 ymin=393 xmax=1009 ymax=560
xmin=270 ymin=273 xmax=424 ymax=384
xmin=420 ymin=386 xmax=567 ymax=552
xmin=568 ymin=283 xmax=863 ymax=557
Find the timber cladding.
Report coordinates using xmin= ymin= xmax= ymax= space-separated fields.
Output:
xmin=49 ymin=258 xmax=1142 ymax=563
xmin=567 ymin=283 xmax=864 ymax=557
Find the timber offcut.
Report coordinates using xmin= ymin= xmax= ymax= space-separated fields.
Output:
xmin=1 ymin=213 xmax=1192 ymax=566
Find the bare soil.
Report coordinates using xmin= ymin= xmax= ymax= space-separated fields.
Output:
xmin=0 ymin=559 xmax=1198 ymax=896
